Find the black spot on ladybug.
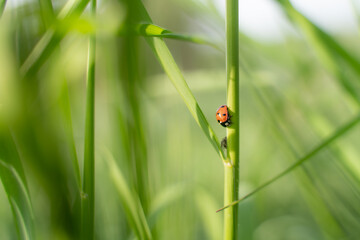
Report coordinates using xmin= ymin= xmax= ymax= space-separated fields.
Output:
xmin=221 ymin=105 xmax=225 ymax=108
xmin=223 ymin=114 xmax=226 ymax=116
xmin=218 ymin=120 xmax=220 ymax=123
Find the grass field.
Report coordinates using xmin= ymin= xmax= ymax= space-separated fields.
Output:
xmin=1 ymin=0 xmax=360 ymax=239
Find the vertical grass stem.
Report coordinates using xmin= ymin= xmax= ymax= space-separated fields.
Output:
xmin=224 ymin=0 xmax=239 ymax=239
xmin=81 ymin=0 xmax=96 ymax=239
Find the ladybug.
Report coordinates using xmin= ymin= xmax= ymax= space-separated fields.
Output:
xmin=216 ymin=105 xmax=231 ymax=127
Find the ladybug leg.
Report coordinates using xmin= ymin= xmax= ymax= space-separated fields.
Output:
xmin=221 ymin=137 xmax=227 ymax=149
xmin=224 ymin=117 xmax=231 ymax=127
xmin=227 ymin=113 xmax=232 ymax=126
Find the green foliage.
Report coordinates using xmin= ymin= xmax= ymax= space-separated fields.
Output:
xmin=0 ymin=128 xmax=35 ymax=240
xmin=1 ymin=0 xmax=360 ymax=239
xmin=137 ymin=23 xmax=223 ymax=51
xmin=80 ymin=0 xmax=96 ymax=239
xmin=219 ymin=112 xmax=360 ymax=212
xmin=105 ymin=150 xmax=152 ymax=240
xmin=131 ymin=0 xmax=225 ymax=161
xmin=276 ymin=0 xmax=360 ymax=105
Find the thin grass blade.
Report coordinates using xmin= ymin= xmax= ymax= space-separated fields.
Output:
xmin=245 ymin=72 xmax=346 ymax=237
xmin=0 ymin=128 xmax=35 ymax=240
xmin=38 ymin=0 xmax=55 ymax=28
xmin=80 ymin=0 xmax=96 ymax=239
xmin=20 ymin=0 xmax=91 ymax=77
xmin=217 ymin=112 xmax=360 ymax=212
xmin=146 ymin=37 xmax=225 ymax=161
xmin=59 ymin=79 xmax=81 ymax=189
xmin=104 ymin=150 xmax=152 ymax=240
xmin=120 ymin=0 xmax=151 ymax=212
xmin=130 ymin=0 xmax=225 ymax=161
xmin=137 ymin=23 xmax=223 ymax=51
xmin=276 ymin=0 xmax=360 ymax=104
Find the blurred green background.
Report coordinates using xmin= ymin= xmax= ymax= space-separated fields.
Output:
xmin=1 ymin=0 xmax=360 ymax=239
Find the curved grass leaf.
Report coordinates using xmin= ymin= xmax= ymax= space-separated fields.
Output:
xmin=38 ymin=0 xmax=55 ymax=28
xmin=146 ymin=38 xmax=225 ymax=161
xmin=276 ymin=0 xmax=360 ymax=104
xmin=0 ymin=128 xmax=35 ymax=240
xmin=137 ymin=23 xmax=223 ymax=51
xmin=59 ymin=79 xmax=81 ymax=189
xmin=217 ymin=112 xmax=360 ymax=212
xmin=20 ymin=0 xmax=91 ymax=77
xmin=120 ymin=0 xmax=151 ymax=212
xmin=131 ymin=0 xmax=225 ymax=162
xmin=104 ymin=150 xmax=152 ymax=240
xmin=246 ymin=72 xmax=346 ymax=237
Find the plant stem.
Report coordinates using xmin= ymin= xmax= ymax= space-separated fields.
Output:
xmin=81 ymin=0 xmax=96 ymax=239
xmin=224 ymin=0 xmax=239 ymax=239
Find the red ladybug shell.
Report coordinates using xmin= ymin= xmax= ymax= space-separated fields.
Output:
xmin=216 ymin=105 xmax=230 ymax=127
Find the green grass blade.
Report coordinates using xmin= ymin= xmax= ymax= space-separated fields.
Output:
xmin=282 ymin=1 xmax=360 ymax=74
xmin=246 ymin=74 xmax=345 ymax=238
xmin=104 ymin=150 xmax=152 ymax=240
xmin=276 ymin=0 xmax=360 ymax=104
xmin=131 ymin=2 xmax=225 ymax=161
xmin=38 ymin=0 xmax=55 ymax=28
xmin=20 ymin=0 xmax=91 ymax=77
xmin=217 ymin=112 xmax=360 ymax=212
xmin=238 ymin=55 xmax=346 ymax=237
xmin=0 ymin=128 xmax=35 ymax=240
xmin=81 ymin=0 xmax=96 ymax=239
xmin=147 ymin=39 xmax=225 ymax=160
xmin=0 ymin=0 xmax=6 ymax=17
xmin=124 ymin=0 xmax=225 ymax=161
xmin=137 ymin=23 xmax=223 ymax=51
xmin=120 ymin=1 xmax=151 ymax=212
xmin=60 ymin=79 xmax=81 ymax=189
xmin=147 ymin=37 xmax=225 ymax=161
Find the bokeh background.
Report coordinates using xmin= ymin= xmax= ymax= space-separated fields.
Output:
xmin=1 ymin=0 xmax=360 ymax=239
